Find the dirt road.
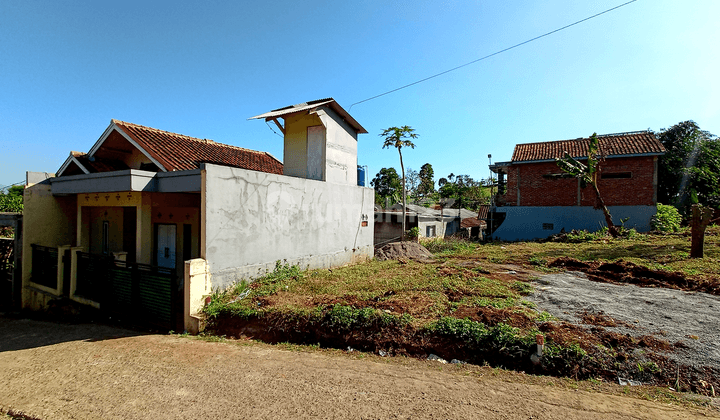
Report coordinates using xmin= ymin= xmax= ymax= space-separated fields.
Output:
xmin=0 ymin=318 xmax=717 ymax=419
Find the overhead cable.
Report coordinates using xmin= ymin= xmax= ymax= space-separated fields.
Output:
xmin=350 ymin=0 xmax=638 ymax=109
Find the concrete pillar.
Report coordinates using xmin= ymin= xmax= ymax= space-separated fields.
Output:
xmin=184 ymin=258 xmax=211 ymax=334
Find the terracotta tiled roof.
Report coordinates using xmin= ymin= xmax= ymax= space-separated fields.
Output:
xmin=511 ymin=131 xmax=665 ymax=162
xmin=112 ymin=120 xmax=283 ymax=174
xmin=461 ymin=217 xmax=486 ymax=229
xmin=73 ymin=152 xmax=130 ymax=173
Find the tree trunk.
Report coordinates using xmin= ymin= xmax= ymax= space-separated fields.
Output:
xmin=591 ymin=183 xmax=619 ymax=237
xmin=399 ymin=148 xmax=406 ymax=241
xmin=691 ymin=204 xmax=713 ymax=258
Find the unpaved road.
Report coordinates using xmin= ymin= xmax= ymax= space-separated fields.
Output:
xmin=1 ymin=318 xmax=717 ymax=419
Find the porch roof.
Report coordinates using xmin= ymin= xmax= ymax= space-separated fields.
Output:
xmin=49 ymin=169 xmax=202 ymax=195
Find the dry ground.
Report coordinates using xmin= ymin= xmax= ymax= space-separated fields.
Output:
xmin=1 ymin=317 xmax=718 ymax=420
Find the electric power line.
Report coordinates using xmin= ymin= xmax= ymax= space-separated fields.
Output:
xmin=0 ymin=181 xmax=25 ymax=192
xmin=350 ymin=0 xmax=638 ymax=109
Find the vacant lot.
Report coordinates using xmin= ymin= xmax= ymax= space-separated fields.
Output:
xmin=203 ymin=227 xmax=720 ymax=394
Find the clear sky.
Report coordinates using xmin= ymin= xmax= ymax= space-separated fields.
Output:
xmin=1 ymin=0 xmax=718 ymax=190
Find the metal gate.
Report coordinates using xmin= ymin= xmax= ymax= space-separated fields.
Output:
xmin=31 ymin=244 xmax=58 ymax=290
xmin=0 ymin=238 xmax=13 ymax=309
xmin=75 ymin=252 xmax=178 ymax=330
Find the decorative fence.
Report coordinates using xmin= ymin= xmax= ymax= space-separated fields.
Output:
xmin=31 ymin=244 xmax=58 ymax=290
xmin=0 ymin=238 xmax=13 ymax=308
xmin=75 ymin=252 xmax=177 ymax=329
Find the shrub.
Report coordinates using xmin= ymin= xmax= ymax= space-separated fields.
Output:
xmin=423 ymin=237 xmax=475 ymax=254
xmin=406 ymin=227 xmax=420 ymax=240
xmin=322 ymin=304 xmax=412 ymax=331
xmin=651 ymin=204 xmax=683 ymax=232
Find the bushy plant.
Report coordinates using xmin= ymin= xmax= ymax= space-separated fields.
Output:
xmin=651 ymin=204 xmax=683 ymax=232
xmin=423 ymin=237 xmax=475 ymax=254
xmin=406 ymin=227 xmax=420 ymax=240
xmin=0 ymin=195 xmax=22 ymax=212
xmin=322 ymin=304 xmax=412 ymax=331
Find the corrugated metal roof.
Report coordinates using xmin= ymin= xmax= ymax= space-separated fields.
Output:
xmin=249 ymin=98 xmax=368 ymax=134
xmin=511 ymin=131 xmax=665 ymax=162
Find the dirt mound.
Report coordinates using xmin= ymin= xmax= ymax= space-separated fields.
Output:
xmin=548 ymin=257 xmax=720 ymax=295
xmin=375 ymin=242 xmax=433 ymax=261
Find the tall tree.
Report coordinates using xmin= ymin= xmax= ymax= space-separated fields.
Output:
xmin=380 ymin=126 xmax=418 ymax=239
xmin=418 ymin=163 xmax=435 ymax=198
xmin=405 ymin=168 xmax=420 ymax=202
xmin=370 ymin=167 xmax=402 ymax=207
xmin=556 ymin=133 xmax=619 ymax=237
xmin=657 ymin=121 xmax=720 ymax=215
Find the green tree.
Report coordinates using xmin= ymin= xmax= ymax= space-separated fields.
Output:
xmin=418 ymin=163 xmax=435 ymax=198
xmin=436 ymin=174 xmax=489 ymax=211
xmin=657 ymin=121 xmax=720 ymax=215
xmin=6 ymin=185 xmax=23 ymax=198
xmin=405 ymin=168 xmax=419 ymax=203
xmin=556 ymin=133 xmax=619 ymax=237
xmin=0 ymin=185 xmax=23 ymax=213
xmin=370 ymin=167 xmax=402 ymax=207
xmin=380 ymin=126 xmax=418 ymax=238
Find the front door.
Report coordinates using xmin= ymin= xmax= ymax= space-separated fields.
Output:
xmin=307 ymin=125 xmax=325 ymax=181
xmin=156 ymin=224 xmax=176 ymax=269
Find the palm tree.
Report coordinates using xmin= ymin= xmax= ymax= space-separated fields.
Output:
xmin=380 ymin=126 xmax=417 ymax=240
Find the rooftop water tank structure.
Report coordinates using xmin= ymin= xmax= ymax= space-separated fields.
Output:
xmin=357 ymin=165 xmax=366 ymax=187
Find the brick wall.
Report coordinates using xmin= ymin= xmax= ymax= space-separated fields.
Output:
xmin=499 ymin=156 xmax=657 ymax=207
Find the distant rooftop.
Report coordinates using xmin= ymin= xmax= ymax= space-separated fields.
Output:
xmin=511 ymin=131 xmax=665 ymax=162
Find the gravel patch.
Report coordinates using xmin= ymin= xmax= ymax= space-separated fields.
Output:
xmin=527 ymin=271 xmax=720 ymax=370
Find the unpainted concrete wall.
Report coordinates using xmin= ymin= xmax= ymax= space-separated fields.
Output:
xmin=203 ymin=164 xmax=374 ymax=288
xmin=490 ymin=205 xmax=657 ymax=241
xmin=316 ymin=108 xmax=358 ymax=185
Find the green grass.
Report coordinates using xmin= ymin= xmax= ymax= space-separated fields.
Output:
xmin=480 ymin=226 xmax=720 ymax=284
xmin=201 ymin=228 xmax=720 ymax=381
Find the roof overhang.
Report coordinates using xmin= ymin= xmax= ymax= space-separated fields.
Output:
xmin=49 ymin=169 xmax=202 ymax=196
xmin=56 ymin=153 xmax=91 ymax=177
xmin=509 ymin=152 xmax=665 ymax=165
xmin=56 ymin=120 xmax=168 ymax=177
xmin=249 ymin=98 xmax=368 ymax=134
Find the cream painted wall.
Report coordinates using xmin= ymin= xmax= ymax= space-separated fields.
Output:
xmin=88 ymin=207 xmax=123 ymax=255
xmin=284 ymin=112 xmax=324 ymax=179
xmin=22 ymin=179 xmax=76 ymax=308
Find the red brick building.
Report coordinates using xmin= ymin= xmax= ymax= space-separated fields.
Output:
xmin=488 ymin=131 xmax=665 ymax=240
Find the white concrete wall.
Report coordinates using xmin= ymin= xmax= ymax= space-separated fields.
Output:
xmin=202 ymin=164 xmax=374 ymax=289
xmin=316 ymin=108 xmax=358 ymax=185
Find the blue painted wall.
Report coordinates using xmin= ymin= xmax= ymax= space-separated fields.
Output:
xmin=489 ymin=205 xmax=657 ymax=241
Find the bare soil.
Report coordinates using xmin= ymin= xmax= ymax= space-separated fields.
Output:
xmin=374 ymin=241 xmax=434 ymax=261
xmin=1 ymin=317 xmax=718 ymax=420
xmin=548 ymin=257 xmax=720 ymax=295
xmin=208 ymin=258 xmax=720 ymax=396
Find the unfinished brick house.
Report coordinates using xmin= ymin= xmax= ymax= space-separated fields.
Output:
xmin=488 ymin=131 xmax=665 ymax=241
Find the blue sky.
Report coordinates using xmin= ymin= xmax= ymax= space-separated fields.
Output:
xmin=1 ymin=0 xmax=718 ymax=189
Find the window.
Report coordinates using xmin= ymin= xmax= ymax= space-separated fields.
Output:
xmin=426 ymin=225 xmax=436 ymax=237
xmin=543 ymin=173 xmax=574 ymax=179
xmin=601 ymin=172 xmax=631 ymax=179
